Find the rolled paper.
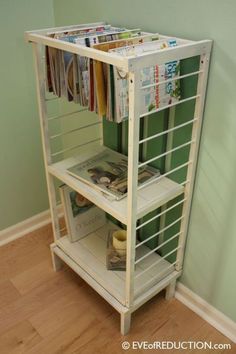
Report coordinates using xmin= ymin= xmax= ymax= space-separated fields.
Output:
xmin=112 ymin=230 xmax=127 ymax=256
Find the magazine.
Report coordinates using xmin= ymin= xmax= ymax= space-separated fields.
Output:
xmin=92 ymin=33 xmax=159 ymax=52
xmin=67 ymin=148 xmax=160 ymax=200
xmin=109 ymin=38 xmax=181 ymax=122
xmin=47 ymin=25 xmax=112 ymax=38
xmin=61 ymin=28 xmax=143 ymax=107
xmin=58 ymin=28 xmax=142 ymax=46
xmin=91 ymin=34 xmax=160 ymax=120
xmin=60 ymin=185 xmax=107 ymax=242
xmin=45 ymin=27 xmax=181 ymax=124
xmin=45 ymin=26 xmax=143 ymax=105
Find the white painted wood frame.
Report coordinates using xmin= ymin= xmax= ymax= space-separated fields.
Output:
xmin=27 ymin=23 xmax=212 ymax=334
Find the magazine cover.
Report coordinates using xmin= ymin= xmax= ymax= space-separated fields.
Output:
xmin=67 ymin=148 xmax=160 ymax=200
xmin=109 ymin=39 xmax=181 ymax=122
xmin=92 ymin=33 xmax=159 ymax=53
xmin=60 ymin=185 xmax=107 ymax=242
xmin=92 ymin=33 xmax=160 ymax=120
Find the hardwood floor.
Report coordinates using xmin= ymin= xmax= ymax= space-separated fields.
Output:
xmin=0 ymin=224 xmax=235 ymax=353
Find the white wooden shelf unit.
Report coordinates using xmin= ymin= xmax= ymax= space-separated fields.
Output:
xmin=25 ymin=22 xmax=212 ymax=335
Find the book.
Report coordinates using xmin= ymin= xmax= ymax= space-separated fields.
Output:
xmin=67 ymin=147 xmax=160 ymax=200
xmin=93 ymin=60 xmax=107 ymax=116
xmin=60 ymin=185 xmax=107 ymax=242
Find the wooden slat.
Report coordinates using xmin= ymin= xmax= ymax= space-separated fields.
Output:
xmin=25 ymin=22 xmax=106 ymax=35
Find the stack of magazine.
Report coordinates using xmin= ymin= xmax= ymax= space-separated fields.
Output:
xmin=67 ymin=147 xmax=160 ymax=201
xmin=45 ymin=24 xmax=180 ymax=123
xmin=46 ymin=24 xmax=146 ymax=105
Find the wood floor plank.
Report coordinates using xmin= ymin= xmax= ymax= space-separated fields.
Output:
xmin=144 ymin=299 xmax=206 ymax=341
xmin=29 ymin=281 xmax=113 ymax=339
xmin=0 ymin=280 xmax=21 ymax=309
xmin=25 ymin=311 xmax=102 ymax=354
xmin=0 ymin=320 xmax=42 ymax=354
xmin=0 ymin=225 xmax=53 ymax=282
xmin=11 ymin=259 xmax=56 ymax=295
xmin=0 ymin=268 xmax=83 ymax=336
xmin=184 ymin=322 xmax=235 ymax=354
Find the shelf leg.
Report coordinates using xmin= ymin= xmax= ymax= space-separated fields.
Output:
xmin=50 ymin=245 xmax=63 ymax=272
xmin=120 ymin=312 xmax=131 ymax=335
xmin=165 ymin=279 xmax=176 ymax=300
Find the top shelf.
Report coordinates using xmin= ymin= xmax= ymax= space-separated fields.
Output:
xmin=25 ymin=22 xmax=212 ymax=71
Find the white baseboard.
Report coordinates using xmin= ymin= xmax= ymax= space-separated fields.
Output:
xmin=175 ymin=282 xmax=236 ymax=343
xmin=0 ymin=205 xmax=63 ymax=247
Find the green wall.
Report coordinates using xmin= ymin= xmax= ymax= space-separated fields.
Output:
xmin=0 ymin=0 xmax=54 ymax=230
xmin=53 ymin=0 xmax=236 ymax=321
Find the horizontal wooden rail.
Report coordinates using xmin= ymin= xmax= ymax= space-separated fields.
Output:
xmin=135 ymin=231 xmax=181 ymax=265
xmin=140 ymin=95 xmax=200 ymax=118
xmin=138 ymin=161 xmax=192 ymax=191
xmin=136 ymin=197 xmax=186 ymax=230
xmin=51 ymin=138 xmax=102 ymax=157
xmin=139 ymin=118 xmax=198 ymax=144
xmin=135 ymin=261 xmax=178 ymax=293
xmin=141 ymin=70 xmax=203 ymax=90
xmin=136 ymin=215 xmax=185 ymax=248
xmin=50 ymin=121 xmax=102 ymax=139
xmin=139 ymin=140 xmax=194 ymax=168
xmin=48 ymin=108 xmax=88 ymax=121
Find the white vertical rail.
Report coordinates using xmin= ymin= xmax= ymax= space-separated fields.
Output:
xmin=32 ymin=43 xmax=61 ymax=241
xmin=138 ymin=116 xmax=148 ymax=248
xmin=158 ymin=107 xmax=176 ymax=248
xmin=176 ymin=49 xmax=212 ymax=271
xmin=126 ymin=70 xmax=141 ymax=307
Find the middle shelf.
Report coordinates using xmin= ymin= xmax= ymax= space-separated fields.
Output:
xmin=48 ymin=143 xmax=184 ymax=224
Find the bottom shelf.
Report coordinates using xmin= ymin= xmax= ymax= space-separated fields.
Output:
xmin=56 ymin=223 xmax=175 ymax=306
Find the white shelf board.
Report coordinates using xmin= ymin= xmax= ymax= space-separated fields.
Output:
xmin=56 ymin=223 xmax=175 ymax=306
xmin=48 ymin=144 xmax=184 ymax=224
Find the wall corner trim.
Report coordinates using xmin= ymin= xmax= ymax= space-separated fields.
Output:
xmin=175 ymin=282 xmax=236 ymax=343
xmin=0 ymin=205 xmax=63 ymax=247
